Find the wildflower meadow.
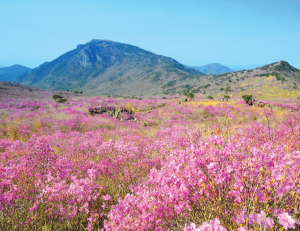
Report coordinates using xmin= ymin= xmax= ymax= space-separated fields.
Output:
xmin=1 ymin=92 xmax=300 ymax=230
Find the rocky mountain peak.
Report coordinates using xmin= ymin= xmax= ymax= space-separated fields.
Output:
xmin=13 ymin=39 xmax=203 ymax=95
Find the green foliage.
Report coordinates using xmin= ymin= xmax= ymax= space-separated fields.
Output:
xmin=182 ymin=84 xmax=192 ymax=90
xmin=217 ymin=73 xmax=230 ymax=77
xmin=52 ymin=94 xmax=62 ymax=100
xmin=163 ymin=63 xmax=188 ymax=73
xmin=293 ymin=83 xmax=297 ymax=89
xmin=275 ymin=75 xmax=281 ymax=81
xmin=207 ymin=95 xmax=214 ymax=99
xmin=181 ymin=85 xmax=193 ymax=96
xmin=151 ymin=72 xmax=162 ymax=82
xmin=242 ymin=94 xmax=252 ymax=103
xmin=183 ymin=91 xmax=194 ymax=99
xmin=74 ymin=91 xmax=83 ymax=94
xmin=259 ymin=72 xmax=281 ymax=80
xmin=162 ymin=88 xmax=176 ymax=95
xmin=162 ymin=80 xmax=177 ymax=89
xmin=179 ymin=75 xmax=201 ymax=81
xmin=52 ymin=94 xmax=67 ymax=103
xmin=203 ymin=84 xmax=211 ymax=89
xmin=186 ymin=92 xmax=195 ymax=99
xmin=223 ymin=95 xmax=230 ymax=100
xmin=260 ymin=64 xmax=271 ymax=70
xmin=274 ymin=61 xmax=293 ymax=72
xmin=226 ymin=76 xmax=232 ymax=82
xmin=224 ymin=86 xmax=231 ymax=93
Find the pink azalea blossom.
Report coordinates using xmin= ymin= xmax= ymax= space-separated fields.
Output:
xmin=236 ymin=209 xmax=247 ymax=224
xmin=278 ymin=213 xmax=296 ymax=229
xmin=102 ymin=195 xmax=112 ymax=201
xmin=184 ymin=218 xmax=227 ymax=231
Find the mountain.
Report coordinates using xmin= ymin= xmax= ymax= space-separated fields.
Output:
xmin=227 ymin=64 xmax=264 ymax=71
xmin=0 ymin=65 xmax=31 ymax=82
xmin=190 ymin=63 xmax=233 ymax=75
xmin=15 ymin=39 xmax=203 ymax=96
xmin=183 ymin=61 xmax=300 ymax=101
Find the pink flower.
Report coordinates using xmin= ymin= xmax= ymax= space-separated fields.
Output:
xmin=273 ymin=209 xmax=282 ymax=218
xmin=263 ymin=217 xmax=274 ymax=229
xmin=248 ymin=211 xmax=274 ymax=229
xmin=183 ymin=218 xmax=227 ymax=231
xmin=29 ymin=204 xmax=38 ymax=213
xmin=184 ymin=222 xmax=197 ymax=231
xmin=277 ymin=182 xmax=295 ymax=197
xmin=278 ymin=213 xmax=296 ymax=229
xmin=102 ymin=195 xmax=112 ymax=201
xmin=249 ymin=213 xmax=256 ymax=225
xmin=236 ymin=210 xmax=247 ymax=224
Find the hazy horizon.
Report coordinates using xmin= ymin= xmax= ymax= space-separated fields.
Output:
xmin=1 ymin=0 xmax=300 ymax=69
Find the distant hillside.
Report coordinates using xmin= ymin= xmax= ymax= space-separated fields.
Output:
xmin=0 ymin=65 xmax=31 ymax=82
xmin=0 ymin=81 xmax=45 ymax=100
xmin=190 ymin=63 xmax=233 ymax=75
xmin=180 ymin=61 xmax=300 ymax=101
xmin=0 ymin=81 xmax=82 ymax=100
xmin=15 ymin=39 xmax=203 ymax=96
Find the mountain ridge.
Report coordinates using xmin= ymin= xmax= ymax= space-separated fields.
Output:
xmin=190 ymin=63 xmax=233 ymax=75
xmin=0 ymin=64 xmax=31 ymax=82
xmin=15 ymin=39 xmax=203 ymax=96
xmin=12 ymin=40 xmax=300 ymax=99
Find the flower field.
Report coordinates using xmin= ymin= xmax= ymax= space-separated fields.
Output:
xmin=1 ymin=93 xmax=300 ymax=230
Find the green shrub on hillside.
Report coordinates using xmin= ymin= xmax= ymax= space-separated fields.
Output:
xmin=224 ymin=86 xmax=231 ymax=93
xmin=52 ymin=94 xmax=67 ymax=103
xmin=224 ymin=95 xmax=230 ymax=100
xmin=203 ymin=84 xmax=211 ymax=89
xmin=242 ymin=94 xmax=252 ymax=103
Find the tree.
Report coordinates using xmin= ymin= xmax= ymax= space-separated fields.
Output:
xmin=185 ymin=92 xmax=195 ymax=99
xmin=242 ymin=94 xmax=252 ymax=105
xmin=223 ymin=95 xmax=230 ymax=101
xmin=52 ymin=94 xmax=67 ymax=103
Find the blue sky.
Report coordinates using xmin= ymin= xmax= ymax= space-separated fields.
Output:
xmin=1 ymin=0 xmax=300 ymax=68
